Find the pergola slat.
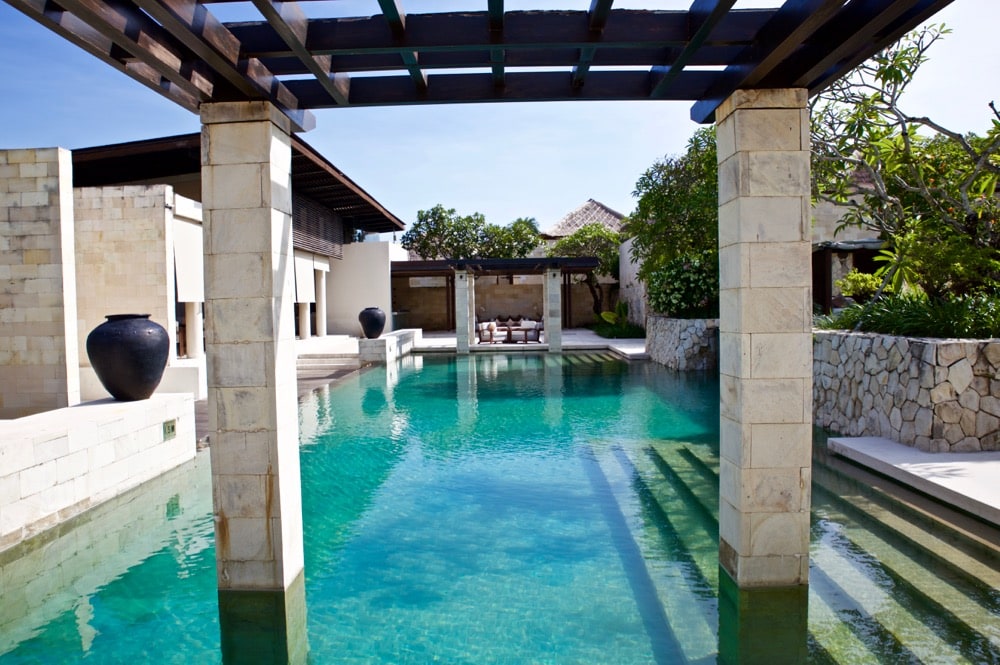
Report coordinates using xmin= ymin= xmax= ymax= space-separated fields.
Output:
xmin=649 ymin=0 xmax=737 ymax=99
xmin=376 ymin=0 xmax=429 ymax=93
xmin=250 ymin=0 xmax=349 ymax=105
xmin=7 ymin=0 xmax=202 ymax=111
xmin=52 ymin=0 xmax=214 ymax=101
xmin=689 ymin=0 xmax=844 ymax=123
xmin=570 ymin=0 xmax=616 ymax=88
xmin=130 ymin=0 xmax=314 ymax=129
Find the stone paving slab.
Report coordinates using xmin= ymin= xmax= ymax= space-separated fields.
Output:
xmin=828 ymin=436 xmax=1000 ymax=528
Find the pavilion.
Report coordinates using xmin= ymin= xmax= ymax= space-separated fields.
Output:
xmin=0 ymin=0 xmax=957 ymax=659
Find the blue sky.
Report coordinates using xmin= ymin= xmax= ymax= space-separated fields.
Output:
xmin=0 ymin=1 xmax=996 ymax=232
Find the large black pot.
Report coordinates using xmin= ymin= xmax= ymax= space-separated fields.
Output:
xmin=86 ymin=314 xmax=170 ymax=401
xmin=358 ymin=307 xmax=387 ymax=339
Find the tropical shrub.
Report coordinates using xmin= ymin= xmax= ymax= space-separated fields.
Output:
xmin=816 ymin=293 xmax=1000 ymax=339
xmin=835 ymin=269 xmax=884 ymax=303
xmin=645 ymin=250 xmax=719 ymax=319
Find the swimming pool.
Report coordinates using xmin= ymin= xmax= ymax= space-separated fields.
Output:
xmin=1 ymin=353 xmax=998 ymax=663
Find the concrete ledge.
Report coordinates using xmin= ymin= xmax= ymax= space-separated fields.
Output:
xmin=828 ymin=436 xmax=1000 ymax=528
xmin=359 ymin=328 xmax=422 ymax=363
xmin=0 ymin=393 xmax=196 ymax=551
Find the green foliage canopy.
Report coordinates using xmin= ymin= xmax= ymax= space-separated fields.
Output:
xmin=811 ymin=24 xmax=1000 ymax=298
xmin=624 ymin=127 xmax=718 ymax=281
xmin=549 ymin=222 xmax=622 ymax=316
xmin=400 ymin=205 xmax=540 ymax=259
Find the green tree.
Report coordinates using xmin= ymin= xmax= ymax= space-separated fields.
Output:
xmin=624 ymin=127 xmax=718 ymax=281
xmin=401 ymin=205 xmax=540 ymax=259
xmin=480 ymin=217 xmax=541 ymax=258
xmin=811 ymin=24 xmax=1000 ymax=297
xmin=549 ymin=222 xmax=621 ymax=316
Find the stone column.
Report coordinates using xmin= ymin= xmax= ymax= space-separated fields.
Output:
xmin=185 ymin=301 xmax=204 ymax=359
xmin=314 ymin=270 xmax=327 ymax=337
xmin=455 ymin=269 xmax=471 ymax=354
xmin=716 ymin=89 xmax=812 ymax=587
xmin=297 ymin=302 xmax=311 ymax=340
xmin=200 ymin=102 xmax=305 ymax=600
xmin=0 ymin=148 xmax=80 ymax=418
xmin=543 ymin=268 xmax=562 ymax=352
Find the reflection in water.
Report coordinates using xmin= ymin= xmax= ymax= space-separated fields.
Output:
xmin=717 ymin=571 xmax=809 ymax=664
xmin=218 ymin=572 xmax=308 ymax=665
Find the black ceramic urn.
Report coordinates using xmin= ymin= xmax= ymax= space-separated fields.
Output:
xmin=358 ymin=307 xmax=387 ymax=339
xmin=86 ymin=314 xmax=170 ymax=401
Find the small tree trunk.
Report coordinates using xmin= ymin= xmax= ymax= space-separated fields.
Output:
xmin=584 ymin=274 xmax=603 ymax=316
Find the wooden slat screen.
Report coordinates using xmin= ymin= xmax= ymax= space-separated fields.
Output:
xmin=293 ymin=195 xmax=344 ymax=260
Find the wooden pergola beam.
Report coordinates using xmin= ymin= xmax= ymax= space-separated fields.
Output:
xmin=287 ymin=69 xmax=713 ymax=107
xmin=228 ymin=10 xmax=769 ymax=57
xmin=488 ymin=0 xmax=504 ymax=87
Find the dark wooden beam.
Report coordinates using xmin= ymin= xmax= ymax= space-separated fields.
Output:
xmin=250 ymin=0 xmax=349 ymax=105
xmin=131 ymin=0 xmax=314 ymax=130
xmin=689 ymin=0 xmax=844 ymax=124
xmin=488 ymin=0 xmax=504 ymax=87
xmin=286 ymin=70 xmax=714 ymax=107
xmin=793 ymin=0 xmax=955 ymax=94
xmin=649 ymin=0 xmax=736 ymax=99
xmin=228 ymin=10 xmax=772 ymax=57
xmin=260 ymin=45 xmax=741 ymax=76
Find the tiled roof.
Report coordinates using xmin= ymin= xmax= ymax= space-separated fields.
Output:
xmin=544 ymin=199 xmax=625 ymax=238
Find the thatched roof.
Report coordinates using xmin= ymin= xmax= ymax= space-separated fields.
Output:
xmin=544 ymin=199 xmax=625 ymax=238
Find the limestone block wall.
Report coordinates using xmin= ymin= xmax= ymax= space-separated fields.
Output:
xmin=813 ymin=330 xmax=1000 ymax=452
xmin=646 ymin=315 xmax=719 ymax=370
xmin=0 ymin=148 xmax=80 ymax=418
xmin=0 ymin=393 xmax=196 ymax=551
xmin=74 ymin=185 xmax=176 ymax=367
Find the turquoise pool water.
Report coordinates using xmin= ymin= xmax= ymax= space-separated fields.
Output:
xmin=1 ymin=353 xmax=998 ymax=663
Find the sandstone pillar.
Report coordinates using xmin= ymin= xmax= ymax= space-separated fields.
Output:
xmin=297 ymin=302 xmax=311 ymax=340
xmin=716 ymin=89 xmax=812 ymax=587
xmin=543 ymin=268 xmax=562 ymax=352
xmin=200 ymin=102 xmax=305 ymax=600
xmin=455 ymin=268 xmax=471 ymax=354
xmin=314 ymin=270 xmax=327 ymax=337
xmin=185 ymin=301 xmax=204 ymax=359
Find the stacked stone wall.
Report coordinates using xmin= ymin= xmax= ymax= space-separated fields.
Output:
xmin=647 ymin=315 xmax=719 ymax=370
xmin=813 ymin=330 xmax=1000 ymax=452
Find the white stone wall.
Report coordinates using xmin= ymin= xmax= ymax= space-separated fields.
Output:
xmin=647 ymin=315 xmax=719 ymax=370
xmin=0 ymin=148 xmax=80 ymax=418
xmin=0 ymin=393 xmax=195 ymax=551
xmin=813 ymin=331 xmax=1000 ymax=452
xmin=328 ymin=241 xmax=401 ymax=335
xmin=619 ymin=237 xmax=646 ymax=327
xmin=74 ymin=185 xmax=176 ymax=368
